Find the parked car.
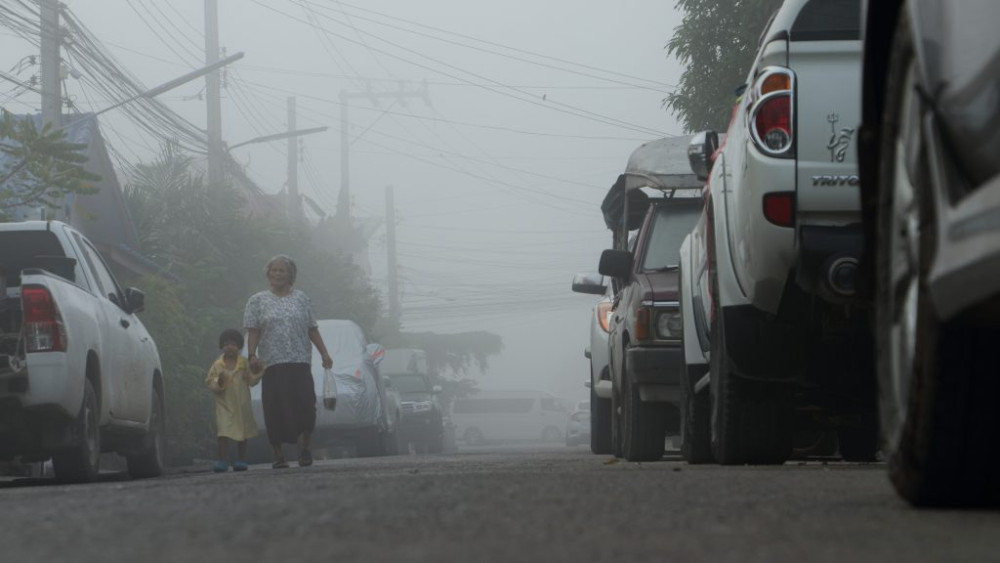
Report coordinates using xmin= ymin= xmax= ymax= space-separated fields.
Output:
xmin=249 ymin=319 xmax=403 ymax=460
xmin=451 ymin=389 xmax=566 ymax=445
xmin=565 ymin=403 xmax=590 ymax=447
xmin=570 ymin=273 xmax=614 ymax=454
xmin=600 ymin=190 xmax=702 ymax=461
xmin=381 ymin=348 xmax=445 ymax=453
xmin=858 ymin=0 xmax=1000 ymax=506
xmin=678 ymin=0 xmax=875 ymax=465
xmin=0 ymin=220 xmax=165 ymax=482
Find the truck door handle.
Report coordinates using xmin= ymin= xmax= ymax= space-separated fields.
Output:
xmin=120 ymin=319 xmax=130 ymax=329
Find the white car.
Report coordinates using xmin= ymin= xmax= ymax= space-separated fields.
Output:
xmin=571 ymin=273 xmax=613 ymax=454
xmin=679 ymin=0 xmax=876 ymax=465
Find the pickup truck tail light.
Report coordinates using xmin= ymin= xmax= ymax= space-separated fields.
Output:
xmin=597 ymin=301 xmax=613 ymax=333
xmin=763 ymin=192 xmax=796 ymax=228
xmin=22 ymin=286 xmax=67 ymax=352
xmin=749 ymin=67 xmax=795 ymax=158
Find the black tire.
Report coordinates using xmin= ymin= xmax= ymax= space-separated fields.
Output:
xmin=681 ymin=365 xmax=713 ymax=464
xmin=589 ymin=381 xmax=612 ymax=455
xmin=875 ymin=10 xmax=1000 ymax=506
xmin=356 ymin=427 xmax=386 ymax=457
xmin=610 ymin=378 xmax=624 ymax=458
xmin=463 ymin=427 xmax=484 ymax=446
xmin=53 ymin=379 xmax=101 ymax=483
xmin=710 ymin=306 xmax=793 ymax=465
xmin=126 ymin=386 xmax=166 ymax=478
xmin=542 ymin=426 xmax=561 ymax=442
xmin=620 ymin=355 xmax=667 ymax=462
xmin=837 ymin=413 xmax=879 ymax=462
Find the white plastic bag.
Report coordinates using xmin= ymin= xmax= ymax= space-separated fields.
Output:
xmin=322 ymin=368 xmax=338 ymax=410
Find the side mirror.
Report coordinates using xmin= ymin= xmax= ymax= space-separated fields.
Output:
xmin=124 ymin=287 xmax=145 ymax=314
xmin=598 ymin=249 xmax=631 ymax=279
xmin=571 ymin=272 xmax=606 ymax=295
xmin=688 ymin=130 xmax=720 ymax=181
xmin=432 ymin=385 xmax=442 ymax=394
xmin=584 ymin=346 xmax=591 ymax=360
xmin=584 ymin=380 xmax=592 ymax=389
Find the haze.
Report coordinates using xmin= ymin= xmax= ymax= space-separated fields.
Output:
xmin=0 ymin=0 xmax=686 ymax=404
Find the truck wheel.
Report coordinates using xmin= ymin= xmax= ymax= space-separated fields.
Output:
xmin=621 ymin=357 xmax=667 ymax=462
xmin=710 ymin=309 xmax=792 ymax=465
xmin=875 ymin=11 xmax=1000 ymax=506
xmin=356 ymin=427 xmax=387 ymax=457
xmin=837 ymin=412 xmax=879 ymax=462
xmin=53 ymin=379 xmax=101 ymax=483
xmin=590 ymin=382 xmax=612 ymax=455
xmin=611 ymin=378 xmax=623 ymax=458
xmin=126 ymin=386 xmax=166 ymax=478
xmin=681 ymin=366 xmax=712 ymax=464
xmin=463 ymin=427 xmax=484 ymax=447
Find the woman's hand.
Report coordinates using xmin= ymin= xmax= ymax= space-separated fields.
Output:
xmin=321 ymin=353 xmax=333 ymax=370
xmin=249 ymin=355 xmax=262 ymax=373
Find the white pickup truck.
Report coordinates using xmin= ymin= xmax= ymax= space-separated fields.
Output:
xmin=0 ymin=220 xmax=165 ymax=482
xmin=679 ymin=0 xmax=876 ymax=465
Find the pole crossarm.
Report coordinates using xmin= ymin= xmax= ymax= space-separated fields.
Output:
xmin=226 ymin=126 xmax=328 ymax=152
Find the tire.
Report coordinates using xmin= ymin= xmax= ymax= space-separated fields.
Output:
xmin=463 ymin=427 xmax=484 ymax=446
xmin=620 ymin=354 xmax=667 ymax=462
xmin=681 ymin=365 xmax=713 ymax=464
xmin=875 ymin=10 xmax=1000 ymax=506
xmin=126 ymin=386 xmax=166 ymax=478
xmin=356 ymin=427 xmax=386 ymax=457
xmin=837 ymin=412 xmax=879 ymax=462
xmin=611 ymin=378 xmax=624 ymax=458
xmin=710 ymin=304 xmax=793 ymax=465
xmin=53 ymin=379 xmax=101 ymax=483
xmin=589 ymin=381 xmax=612 ymax=455
xmin=542 ymin=426 xmax=561 ymax=442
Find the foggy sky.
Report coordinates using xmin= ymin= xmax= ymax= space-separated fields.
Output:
xmin=0 ymin=0 xmax=686 ymax=403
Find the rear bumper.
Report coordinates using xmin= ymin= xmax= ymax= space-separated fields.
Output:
xmin=796 ymin=224 xmax=865 ymax=303
xmin=0 ymin=352 xmax=80 ymax=418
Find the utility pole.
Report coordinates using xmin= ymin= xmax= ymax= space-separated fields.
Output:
xmin=336 ymin=85 xmax=430 ymax=222
xmin=287 ymin=96 xmax=300 ymax=221
xmin=385 ymin=185 xmax=400 ymax=326
xmin=39 ymin=0 xmax=61 ymax=129
xmin=204 ymin=0 xmax=223 ymax=187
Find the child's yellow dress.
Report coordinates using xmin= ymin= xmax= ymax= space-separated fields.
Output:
xmin=205 ymin=355 xmax=262 ymax=441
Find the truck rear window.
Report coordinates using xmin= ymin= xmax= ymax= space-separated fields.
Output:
xmin=0 ymin=231 xmax=75 ymax=285
xmin=641 ymin=202 xmax=702 ymax=271
xmin=791 ymin=0 xmax=860 ymax=41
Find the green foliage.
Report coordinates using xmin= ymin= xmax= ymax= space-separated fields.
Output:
xmin=121 ymin=144 xmax=382 ymax=464
xmin=665 ymin=0 xmax=783 ymax=131
xmin=0 ymin=110 xmax=100 ymax=220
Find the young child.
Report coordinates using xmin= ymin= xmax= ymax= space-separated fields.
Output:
xmin=206 ymin=329 xmax=263 ymax=472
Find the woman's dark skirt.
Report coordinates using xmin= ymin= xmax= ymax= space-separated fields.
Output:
xmin=261 ymin=362 xmax=316 ymax=445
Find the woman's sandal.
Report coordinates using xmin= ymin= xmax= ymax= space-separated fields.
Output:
xmin=298 ymin=449 xmax=313 ymax=467
xmin=272 ymin=458 xmax=289 ymax=469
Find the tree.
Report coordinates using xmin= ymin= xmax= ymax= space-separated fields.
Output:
xmin=664 ymin=0 xmax=783 ymax=132
xmin=0 ymin=110 xmax=99 ymax=220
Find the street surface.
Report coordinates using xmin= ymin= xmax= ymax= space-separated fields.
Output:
xmin=1 ymin=445 xmax=997 ymax=562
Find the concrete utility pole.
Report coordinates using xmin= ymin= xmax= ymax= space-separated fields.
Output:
xmin=39 ymin=0 xmax=61 ymax=129
xmin=385 ymin=185 xmax=400 ymax=325
xmin=287 ymin=96 xmax=300 ymax=221
xmin=204 ymin=0 xmax=223 ymax=187
xmin=337 ymin=85 xmax=430 ymax=222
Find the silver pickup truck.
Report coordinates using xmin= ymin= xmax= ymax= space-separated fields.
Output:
xmin=0 ymin=220 xmax=165 ymax=482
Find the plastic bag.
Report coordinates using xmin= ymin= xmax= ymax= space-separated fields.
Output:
xmin=322 ymin=368 xmax=338 ymax=410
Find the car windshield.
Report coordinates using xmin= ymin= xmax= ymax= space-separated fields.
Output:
xmin=389 ymin=373 xmax=429 ymax=393
xmin=641 ymin=202 xmax=702 ymax=271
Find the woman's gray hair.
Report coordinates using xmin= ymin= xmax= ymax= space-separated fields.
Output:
xmin=265 ymin=254 xmax=297 ymax=285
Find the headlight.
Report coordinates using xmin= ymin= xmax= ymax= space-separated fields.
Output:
xmin=413 ymin=401 xmax=433 ymax=413
xmin=656 ymin=310 xmax=683 ymax=339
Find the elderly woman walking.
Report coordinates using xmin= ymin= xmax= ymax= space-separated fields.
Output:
xmin=244 ymin=254 xmax=333 ymax=469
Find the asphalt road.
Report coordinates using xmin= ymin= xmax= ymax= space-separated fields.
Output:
xmin=1 ymin=445 xmax=998 ymax=562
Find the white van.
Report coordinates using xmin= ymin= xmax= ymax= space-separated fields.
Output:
xmin=450 ymin=389 xmax=568 ymax=445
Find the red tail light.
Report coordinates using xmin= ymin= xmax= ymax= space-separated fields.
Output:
xmin=763 ymin=192 xmax=795 ymax=228
xmin=749 ymin=67 xmax=795 ymax=157
xmin=22 ymin=286 xmax=67 ymax=352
